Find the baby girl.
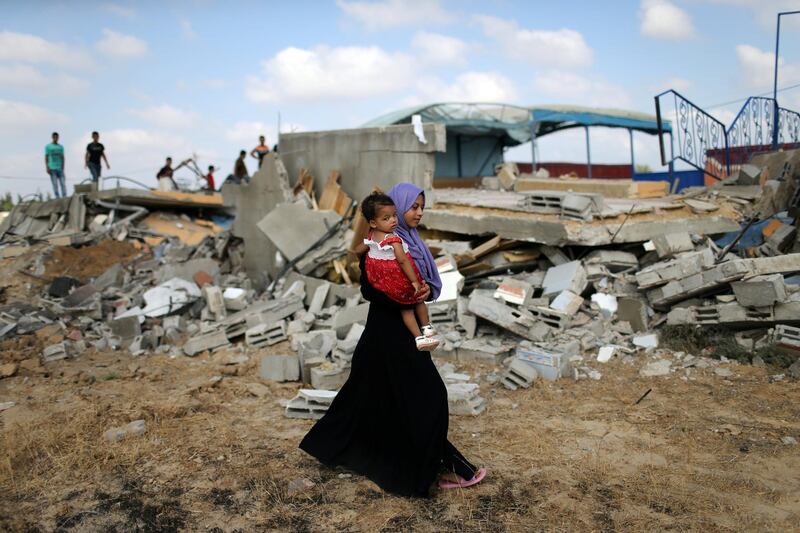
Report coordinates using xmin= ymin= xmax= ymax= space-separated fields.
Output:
xmin=360 ymin=192 xmax=439 ymax=351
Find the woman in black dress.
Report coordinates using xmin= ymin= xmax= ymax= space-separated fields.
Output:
xmin=299 ymin=183 xmax=485 ymax=497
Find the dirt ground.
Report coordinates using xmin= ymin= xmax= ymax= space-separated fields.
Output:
xmin=1 ymin=336 xmax=799 ymax=532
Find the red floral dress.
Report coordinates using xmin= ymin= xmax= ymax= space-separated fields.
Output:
xmin=364 ymin=231 xmax=422 ymax=305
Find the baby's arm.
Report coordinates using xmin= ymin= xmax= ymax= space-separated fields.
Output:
xmin=390 ymin=242 xmax=421 ymax=289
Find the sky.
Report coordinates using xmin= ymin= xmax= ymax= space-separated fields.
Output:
xmin=1 ymin=0 xmax=800 ymax=199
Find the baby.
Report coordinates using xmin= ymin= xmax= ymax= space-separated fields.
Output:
xmin=361 ymin=192 xmax=439 ymax=351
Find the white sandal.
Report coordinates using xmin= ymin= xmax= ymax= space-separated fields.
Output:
xmin=421 ymin=324 xmax=437 ymax=338
xmin=415 ymin=336 xmax=439 ymax=351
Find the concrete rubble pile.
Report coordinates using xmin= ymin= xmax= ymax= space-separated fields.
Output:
xmin=2 ymin=128 xmax=800 ymax=415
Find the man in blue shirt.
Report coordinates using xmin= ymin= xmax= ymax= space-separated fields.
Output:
xmin=44 ymin=132 xmax=66 ymax=198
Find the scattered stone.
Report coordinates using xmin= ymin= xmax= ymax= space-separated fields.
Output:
xmin=104 ymin=419 xmax=146 ymax=442
xmin=287 ymin=478 xmax=316 ymax=496
xmin=640 ymin=359 xmax=671 ymax=377
xmin=0 ymin=363 xmax=18 ymax=378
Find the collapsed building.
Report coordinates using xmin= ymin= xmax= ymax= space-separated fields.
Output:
xmin=1 ymin=116 xmax=799 ymax=419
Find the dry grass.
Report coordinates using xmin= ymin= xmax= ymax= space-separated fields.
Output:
xmin=1 ymin=344 xmax=800 ymax=532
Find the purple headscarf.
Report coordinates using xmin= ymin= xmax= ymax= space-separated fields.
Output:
xmin=387 ymin=182 xmax=441 ymax=301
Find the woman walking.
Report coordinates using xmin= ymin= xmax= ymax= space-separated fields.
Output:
xmin=299 ymin=182 xmax=485 ymax=497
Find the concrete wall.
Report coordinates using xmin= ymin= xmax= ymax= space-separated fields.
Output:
xmin=222 ymin=152 xmax=290 ymax=288
xmin=280 ymin=123 xmax=446 ymax=203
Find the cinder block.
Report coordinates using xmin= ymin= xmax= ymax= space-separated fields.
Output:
xmin=260 ymin=354 xmax=300 ymax=382
xmin=311 ymin=365 xmax=350 ymax=390
xmin=516 ymin=346 xmax=569 ymax=381
xmin=502 ymin=358 xmax=538 ymax=390
xmin=246 ymin=321 xmax=287 ymax=347
xmin=731 ymin=274 xmax=787 ymax=307
xmin=183 ymin=330 xmax=230 ymax=356
xmin=652 ymin=232 xmax=693 ymax=258
xmin=617 ymin=297 xmax=648 ymax=332
xmin=202 ymin=286 xmax=227 ymax=321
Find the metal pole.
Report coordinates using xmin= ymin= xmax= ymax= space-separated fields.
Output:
xmin=629 ymin=128 xmax=635 ymax=179
xmin=585 ymin=126 xmax=592 ymax=179
xmin=669 ymin=131 xmax=675 ymax=185
xmin=530 ymin=122 xmax=538 ymax=172
xmin=772 ymin=11 xmax=800 ymax=150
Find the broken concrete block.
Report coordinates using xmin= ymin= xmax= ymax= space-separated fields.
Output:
xmin=736 ymin=163 xmax=763 ymax=185
xmin=561 ymin=193 xmax=604 ymax=221
xmin=110 ymin=315 xmax=141 ymax=342
xmin=502 ymin=358 xmax=538 ymax=390
xmin=493 ymin=278 xmax=533 ymax=305
xmin=516 ymin=345 xmax=569 ymax=381
xmin=182 ymin=330 xmax=230 ymax=356
xmin=308 ymin=282 xmax=331 ymax=314
xmin=550 ymin=290 xmax=583 ymax=315
xmin=202 ymin=286 xmax=227 ymax=321
xmin=446 ymin=383 xmax=487 ymax=415
xmin=222 ymin=287 xmax=248 ymax=311
xmin=773 ymin=324 xmax=800 ymax=356
xmin=457 ymin=338 xmax=514 ymax=364
xmin=42 ymin=342 xmax=69 ymax=362
xmin=646 ymin=259 xmax=750 ymax=309
xmin=258 ymin=203 xmax=341 ymax=263
xmin=583 ymin=250 xmax=638 ymax=272
xmin=540 ymin=245 xmax=570 ymax=266
xmin=332 ymin=303 xmax=369 ymax=338
xmin=468 ymin=294 xmax=539 ymax=340
xmin=652 ymin=232 xmax=694 ymax=258
xmin=616 ymin=297 xmax=649 ymax=332
xmin=542 ymin=261 xmax=587 ymax=298
xmin=260 ymin=354 xmax=300 ymax=382
xmin=732 ymin=274 xmax=787 ymax=307
xmin=285 ymin=389 xmax=337 ymax=419
xmin=311 ymin=364 xmax=350 ymax=390
xmin=94 ymin=263 xmax=125 ymax=290
xmin=632 ymin=333 xmax=659 ymax=349
xmin=141 ymin=278 xmax=202 ymax=318
xmin=596 ymin=346 xmax=617 ymax=363
xmin=635 ymin=248 xmax=714 ymax=289
xmin=246 ymin=321 xmax=287 ymax=348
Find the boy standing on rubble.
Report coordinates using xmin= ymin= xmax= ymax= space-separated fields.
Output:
xmin=85 ymin=131 xmax=110 ymax=188
xmin=45 ymin=132 xmax=66 ymax=198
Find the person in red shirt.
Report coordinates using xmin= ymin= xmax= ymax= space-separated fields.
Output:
xmin=204 ymin=165 xmax=216 ymax=191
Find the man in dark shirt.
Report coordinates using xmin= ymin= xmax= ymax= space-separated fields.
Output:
xmin=250 ymin=135 xmax=269 ymax=168
xmin=84 ymin=131 xmax=110 ymax=186
xmin=233 ymin=150 xmax=249 ymax=183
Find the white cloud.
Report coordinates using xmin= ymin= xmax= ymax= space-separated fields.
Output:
xmin=411 ymin=31 xmax=469 ymax=66
xmin=663 ymin=76 xmax=692 ymax=92
xmin=337 ymin=0 xmax=451 ymax=30
xmin=639 ymin=0 xmax=695 ymax=40
xmin=128 ymin=104 xmax=200 ymax=129
xmin=0 ymin=99 xmax=68 ymax=130
xmin=533 ymin=71 xmax=633 ymax=108
xmin=0 ymin=31 xmax=93 ymax=70
xmin=102 ymin=3 xmax=136 ymax=18
xmin=474 ymin=15 xmax=592 ymax=68
xmin=0 ymin=65 xmax=89 ymax=95
xmin=246 ymin=45 xmax=415 ymax=103
xmin=180 ymin=20 xmax=197 ymax=40
xmin=410 ymin=72 xmax=518 ymax=104
xmin=96 ymin=29 xmax=148 ymax=59
xmin=736 ymin=44 xmax=800 ymax=91
xmin=705 ymin=1 xmax=800 ymax=29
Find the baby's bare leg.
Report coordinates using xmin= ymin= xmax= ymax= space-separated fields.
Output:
xmin=415 ymin=302 xmax=430 ymax=327
xmin=401 ymin=308 xmax=422 ymax=338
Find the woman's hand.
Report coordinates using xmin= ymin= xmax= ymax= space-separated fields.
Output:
xmin=414 ymin=282 xmax=431 ymax=302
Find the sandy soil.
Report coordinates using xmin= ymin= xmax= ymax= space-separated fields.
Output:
xmin=1 ymin=338 xmax=799 ymax=532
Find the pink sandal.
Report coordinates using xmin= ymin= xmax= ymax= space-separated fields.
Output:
xmin=438 ymin=467 xmax=486 ymax=489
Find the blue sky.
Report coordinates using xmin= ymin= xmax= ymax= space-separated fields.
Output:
xmin=1 ymin=0 xmax=799 ymax=198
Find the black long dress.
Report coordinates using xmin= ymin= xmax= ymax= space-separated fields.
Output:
xmin=299 ymin=256 xmax=477 ymax=497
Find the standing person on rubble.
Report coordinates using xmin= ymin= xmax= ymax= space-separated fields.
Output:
xmin=300 ymin=182 xmax=486 ymax=497
xmin=44 ymin=132 xmax=66 ymax=198
xmin=84 ymin=131 xmax=110 ymax=188
xmin=156 ymin=156 xmax=178 ymax=191
xmin=233 ymin=150 xmax=249 ymax=183
xmin=250 ymin=135 xmax=269 ymax=168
